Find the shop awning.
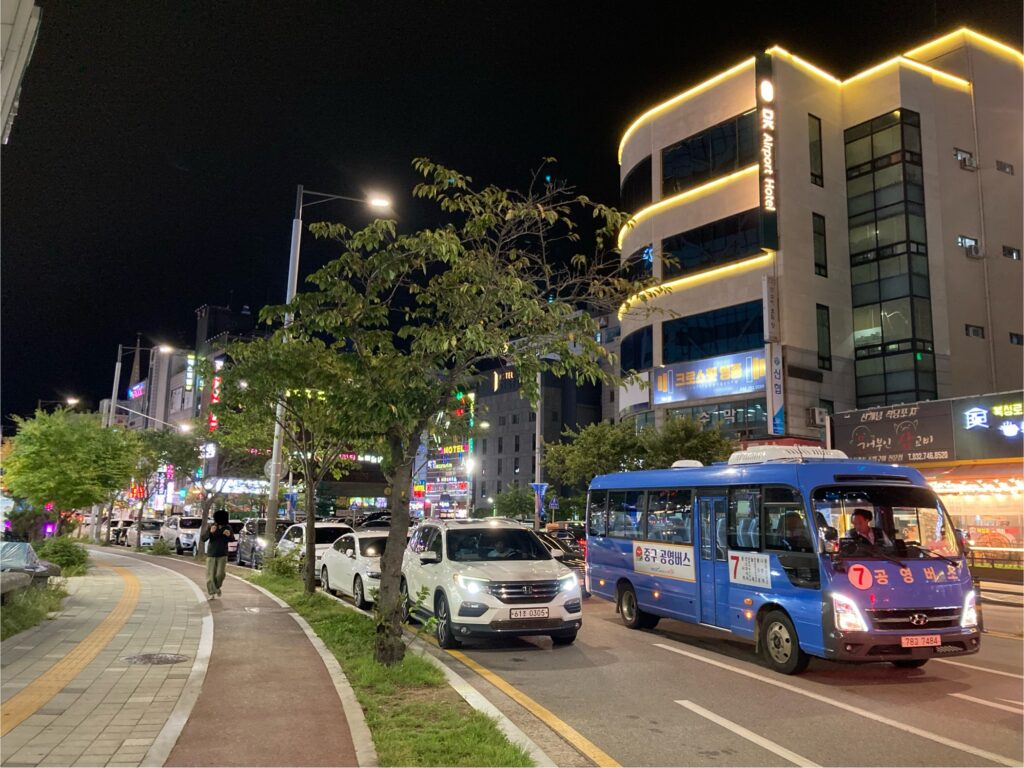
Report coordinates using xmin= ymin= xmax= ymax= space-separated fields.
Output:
xmin=922 ymin=461 xmax=1023 ymax=495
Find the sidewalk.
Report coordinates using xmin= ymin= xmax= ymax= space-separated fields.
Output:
xmin=1 ymin=548 xmax=368 ymax=767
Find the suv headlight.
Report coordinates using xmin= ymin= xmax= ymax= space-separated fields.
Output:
xmin=558 ymin=571 xmax=579 ymax=592
xmin=961 ymin=590 xmax=978 ymax=628
xmin=455 ymin=574 xmax=489 ymax=595
xmin=832 ymin=592 xmax=868 ymax=632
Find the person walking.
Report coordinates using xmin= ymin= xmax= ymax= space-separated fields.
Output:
xmin=202 ymin=509 xmax=235 ymax=599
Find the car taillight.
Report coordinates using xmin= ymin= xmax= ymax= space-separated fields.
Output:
xmin=578 ymin=539 xmax=587 ymax=556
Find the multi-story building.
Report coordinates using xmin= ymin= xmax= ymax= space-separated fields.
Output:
xmin=1 ymin=0 xmax=42 ymax=143
xmin=615 ymin=28 xmax=1022 ymax=443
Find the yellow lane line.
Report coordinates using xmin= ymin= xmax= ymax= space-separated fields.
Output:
xmin=1 ymin=566 xmax=140 ymax=737
xmin=445 ymin=647 xmax=621 ymax=767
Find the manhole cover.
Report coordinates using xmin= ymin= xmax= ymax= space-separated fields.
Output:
xmin=120 ymin=653 xmax=190 ymax=665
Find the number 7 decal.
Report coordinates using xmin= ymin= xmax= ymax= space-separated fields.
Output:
xmin=730 ymin=554 xmax=740 ymax=578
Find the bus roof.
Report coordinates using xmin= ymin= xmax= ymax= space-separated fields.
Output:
xmin=588 ymin=460 xmax=928 ymax=493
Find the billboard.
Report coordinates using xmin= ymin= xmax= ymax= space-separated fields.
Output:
xmin=832 ymin=400 xmax=954 ymax=464
xmin=951 ymin=393 xmax=1024 ymax=460
xmin=653 ymin=350 xmax=766 ymax=406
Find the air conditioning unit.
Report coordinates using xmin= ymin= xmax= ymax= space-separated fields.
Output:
xmin=807 ymin=407 xmax=829 ymax=427
xmin=959 ymin=156 xmax=978 ymax=171
xmin=965 ymin=244 xmax=983 ymax=259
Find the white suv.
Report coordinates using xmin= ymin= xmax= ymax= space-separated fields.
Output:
xmin=160 ymin=515 xmax=203 ymax=555
xmin=401 ymin=518 xmax=583 ymax=649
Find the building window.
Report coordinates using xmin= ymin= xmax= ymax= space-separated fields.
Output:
xmin=626 ymin=245 xmax=654 ymax=281
xmin=1010 ymin=333 xmax=1023 ymax=345
xmin=528 ymin=412 xmax=536 ymax=422
xmin=514 ymin=457 xmax=520 ymax=474
xmin=609 ymin=390 xmax=615 ymax=403
xmin=497 ymin=437 xmax=503 ymax=454
xmin=620 ymin=326 xmax=653 ymax=373
xmin=480 ymin=482 xmax=486 ymax=497
xmin=511 ymin=413 xmax=519 ymax=425
xmin=816 ymin=304 xmax=832 ymax=370
xmin=514 ymin=435 xmax=520 ymax=452
xmin=498 ymin=416 xmax=506 ymax=426
xmin=532 ymin=433 xmax=536 ymax=450
xmin=497 ymin=480 xmax=503 ymax=494
xmin=482 ymin=438 xmax=487 ymax=454
xmin=497 ymin=459 xmax=502 ymax=475
xmin=953 ymin=147 xmax=974 ymax=162
xmin=620 ymin=155 xmax=652 ymax=213
xmin=667 ymin=398 xmax=768 ymax=438
xmin=996 ymin=160 xmax=1014 ymax=175
xmin=957 ymin=235 xmax=979 ymax=248
xmin=1004 ymin=246 xmax=1021 ymax=261
xmin=808 ymin=114 xmax=823 ymax=186
xmin=550 ymin=410 xmax=559 ymax=424
xmin=662 ymin=300 xmax=763 ymax=365
xmin=631 ymin=411 xmax=656 ymax=432
xmin=662 ymin=209 xmax=761 ymax=279
xmin=965 ymin=324 xmax=985 ymax=339
xmin=819 ymin=399 xmax=834 ymax=415
xmin=812 ymin=213 xmax=827 ymax=276
xmin=661 ymin=110 xmax=757 ymax=197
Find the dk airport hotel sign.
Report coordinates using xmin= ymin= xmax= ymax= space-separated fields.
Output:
xmin=756 ymin=53 xmax=778 ymax=251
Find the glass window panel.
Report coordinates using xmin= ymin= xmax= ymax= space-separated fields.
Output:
xmin=849 ymin=221 xmax=876 ymax=254
xmin=621 ymin=156 xmax=653 ymax=214
xmin=817 ymin=304 xmax=832 ymax=368
xmin=854 ymin=305 xmax=882 ymax=347
xmin=911 ymin=254 xmax=929 ymax=275
xmin=911 ymin=275 xmax=930 ymax=298
xmin=885 ymin=353 xmax=914 ymax=372
xmin=738 ymin=111 xmax=757 ymax=164
xmin=903 ymin=123 xmax=921 ymax=153
xmin=847 ymin=174 xmax=874 ymax=198
xmin=662 ymin=300 xmax=763 ymax=364
xmin=813 ymin=213 xmax=827 ymax=275
xmin=710 ymin=122 xmax=738 ymax=176
xmin=851 ymin=262 xmax=878 ymax=285
xmin=608 ymin=491 xmax=645 ymax=539
xmin=878 ymin=255 xmax=908 ymax=278
xmin=908 ymin=214 xmax=926 ymax=242
xmin=913 ymin=299 xmax=933 ymax=340
xmin=876 ymin=214 xmax=907 ymax=247
xmin=873 ymin=125 xmax=902 ymax=158
xmin=880 ymin=275 xmax=909 ymax=301
xmin=845 ymin=136 xmax=871 ymax=168
xmin=848 ymin=193 xmax=875 ymax=216
xmin=886 ymin=370 xmax=916 ymax=391
xmin=905 ymin=164 xmax=923 ymax=184
xmin=808 ymin=114 xmax=823 ymax=184
xmin=856 ymin=357 xmax=884 ymax=376
xmin=587 ymin=491 xmax=608 ymax=537
xmin=881 ymin=297 xmax=912 ymax=341
xmin=872 ymin=111 xmax=902 ymax=132
xmin=728 ymin=489 xmax=761 ymax=550
xmin=845 ymin=121 xmax=871 ymax=142
xmin=857 ymin=373 xmax=886 ymax=395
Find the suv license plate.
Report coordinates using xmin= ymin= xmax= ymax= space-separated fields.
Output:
xmin=510 ymin=608 xmax=549 ymax=619
xmin=900 ymin=635 xmax=941 ymax=648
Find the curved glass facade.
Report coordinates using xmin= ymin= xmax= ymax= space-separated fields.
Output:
xmin=620 ymin=326 xmax=653 ymax=374
xmin=662 ymin=209 xmax=761 ymax=279
xmin=662 ymin=110 xmax=757 ymax=197
xmin=662 ymin=300 xmax=764 ymax=365
xmin=621 ymin=156 xmax=652 ymax=214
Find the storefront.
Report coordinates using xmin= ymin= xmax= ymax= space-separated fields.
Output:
xmin=832 ymin=391 xmax=1023 ymax=579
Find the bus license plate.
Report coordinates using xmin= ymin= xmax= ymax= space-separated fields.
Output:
xmin=510 ymin=608 xmax=549 ymax=619
xmin=900 ymin=635 xmax=941 ymax=648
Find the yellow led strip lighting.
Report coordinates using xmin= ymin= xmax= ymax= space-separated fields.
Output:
xmin=617 ymin=251 xmax=774 ymax=320
xmin=904 ymin=27 xmax=1024 ymax=65
xmin=617 ymin=58 xmax=755 ymax=164
xmin=617 ymin=164 xmax=758 ymax=250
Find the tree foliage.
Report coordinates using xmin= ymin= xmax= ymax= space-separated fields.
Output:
xmin=5 ymin=410 xmax=138 ymax=534
xmin=639 ymin=415 xmax=736 ymax=469
xmin=269 ymin=158 xmax=659 ymax=665
xmin=493 ymin=486 xmax=535 ymax=520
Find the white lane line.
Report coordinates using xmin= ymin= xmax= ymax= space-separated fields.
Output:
xmin=934 ymin=659 xmax=1024 ymax=680
xmin=654 ymin=643 xmax=1020 ymax=767
xmin=949 ymin=693 xmax=1024 ymax=715
xmin=998 ymin=698 xmax=1024 ymax=705
xmin=677 ymin=700 xmax=819 ymax=767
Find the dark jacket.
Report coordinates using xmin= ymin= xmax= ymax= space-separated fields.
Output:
xmin=848 ymin=526 xmax=888 ymax=547
xmin=201 ymin=524 xmax=235 ymax=558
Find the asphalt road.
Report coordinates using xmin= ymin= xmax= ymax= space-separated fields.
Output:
xmin=449 ymin=598 xmax=1024 ymax=767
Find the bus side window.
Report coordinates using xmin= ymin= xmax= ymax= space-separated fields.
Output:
xmin=587 ymin=491 xmax=608 ymax=537
xmin=646 ymin=489 xmax=692 ymax=543
xmin=728 ymin=489 xmax=761 ymax=551
xmin=608 ymin=491 xmax=645 ymax=540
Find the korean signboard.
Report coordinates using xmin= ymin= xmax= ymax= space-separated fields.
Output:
xmin=952 ymin=393 xmax=1024 ymax=460
xmin=127 ymin=381 xmax=146 ymax=401
xmin=832 ymin=400 xmax=955 ymax=463
xmin=653 ymin=349 xmax=766 ymax=406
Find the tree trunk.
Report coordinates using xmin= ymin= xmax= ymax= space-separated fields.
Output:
xmin=197 ymin=496 xmax=214 ymax=563
xmin=134 ymin=500 xmax=145 ymax=552
xmin=102 ymin=499 xmax=115 ymax=545
xmin=303 ymin=472 xmax=317 ymax=594
xmin=374 ymin=433 xmax=419 ymax=665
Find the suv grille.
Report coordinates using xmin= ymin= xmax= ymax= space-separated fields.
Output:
xmin=487 ymin=580 xmax=561 ymax=604
xmin=867 ymin=606 xmax=961 ymax=630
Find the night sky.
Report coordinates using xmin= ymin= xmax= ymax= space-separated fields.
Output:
xmin=2 ymin=0 xmax=1021 ymax=427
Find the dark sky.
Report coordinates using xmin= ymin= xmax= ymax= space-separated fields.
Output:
xmin=2 ymin=0 xmax=1021 ymax=426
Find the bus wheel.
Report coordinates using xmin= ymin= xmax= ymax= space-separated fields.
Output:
xmin=761 ymin=610 xmax=809 ymax=675
xmin=891 ymin=659 xmax=928 ymax=669
xmin=619 ymin=583 xmax=660 ymax=630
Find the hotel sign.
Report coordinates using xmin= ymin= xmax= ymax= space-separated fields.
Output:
xmin=653 ymin=350 xmax=767 ymax=406
xmin=756 ymin=54 xmax=778 ymax=250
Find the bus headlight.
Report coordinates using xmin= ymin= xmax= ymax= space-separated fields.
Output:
xmin=960 ymin=590 xmax=977 ymax=628
xmin=558 ymin=571 xmax=578 ymax=592
xmin=832 ymin=593 xmax=868 ymax=632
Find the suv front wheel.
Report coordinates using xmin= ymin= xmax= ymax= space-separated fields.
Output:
xmin=435 ymin=593 xmax=462 ymax=649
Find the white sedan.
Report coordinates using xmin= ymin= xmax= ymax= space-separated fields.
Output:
xmin=125 ymin=520 xmax=162 ymax=548
xmin=320 ymin=531 xmax=387 ymax=608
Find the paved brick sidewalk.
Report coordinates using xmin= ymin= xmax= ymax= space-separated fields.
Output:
xmin=1 ymin=551 xmax=205 ymax=767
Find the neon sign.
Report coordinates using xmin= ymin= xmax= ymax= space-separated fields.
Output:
xmin=185 ymin=354 xmax=196 ymax=391
xmin=128 ymin=382 xmax=146 ymax=400
xmin=210 ymin=376 xmax=222 ymax=405
xmin=759 ymin=80 xmax=776 ymax=212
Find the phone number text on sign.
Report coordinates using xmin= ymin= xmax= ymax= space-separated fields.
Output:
xmin=634 ymin=543 xmax=696 ymax=582
xmin=728 ymin=550 xmax=772 ymax=589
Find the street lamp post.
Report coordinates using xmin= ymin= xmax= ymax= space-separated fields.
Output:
xmin=36 ymin=397 xmax=80 ymax=411
xmin=265 ymin=185 xmax=391 ymax=538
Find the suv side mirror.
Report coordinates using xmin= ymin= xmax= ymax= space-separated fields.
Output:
xmin=954 ymin=528 xmax=969 ymax=552
xmin=345 ymin=548 xmax=355 ymax=559
xmin=819 ymin=526 xmax=839 ymax=554
xmin=420 ymin=551 xmax=440 ymax=564
xmin=550 ymin=548 xmax=565 ymax=559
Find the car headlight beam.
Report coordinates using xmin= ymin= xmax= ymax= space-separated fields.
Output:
xmin=558 ymin=571 xmax=579 ymax=591
xmin=455 ymin=574 xmax=489 ymax=595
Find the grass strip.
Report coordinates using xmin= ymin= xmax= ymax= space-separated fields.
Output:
xmin=250 ymin=573 xmax=533 ymax=767
xmin=1 ymin=581 xmax=69 ymax=640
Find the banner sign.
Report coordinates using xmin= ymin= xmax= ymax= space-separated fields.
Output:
xmin=833 ymin=400 xmax=955 ymax=463
xmin=952 ymin=393 xmax=1024 ymax=460
xmin=653 ymin=350 xmax=766 ymax=406
xmin=765 ymin=342 xmax=785 ymax=435
xmin=634 ymin=542 xmax=696 ymax=582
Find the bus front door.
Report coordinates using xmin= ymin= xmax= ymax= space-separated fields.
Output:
xmin=697 ymin=494 xmax=729 ymax=628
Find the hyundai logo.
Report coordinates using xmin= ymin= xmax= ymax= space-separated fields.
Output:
xmin=909 ymin=613 xmax=929 ymax=626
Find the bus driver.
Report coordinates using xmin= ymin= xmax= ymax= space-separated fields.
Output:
xmin=848 ymin=508 xmax=890 ymax=547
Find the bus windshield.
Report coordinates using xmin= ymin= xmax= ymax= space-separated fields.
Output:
xmin=812 ymin=485 xmax=959 ymax=560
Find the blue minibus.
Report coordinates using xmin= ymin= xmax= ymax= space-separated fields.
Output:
xmin=586 ymin=446 xmax=980 ymax=674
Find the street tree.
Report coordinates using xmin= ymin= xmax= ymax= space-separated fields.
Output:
xmin=4 ymin=409 xmax=138 ymax=536
xmin=543 ymin=419 xmax=644 ymax=490
xmin=214 ymin=335 xmax=370 ymax=591
xmin=493 ymin=486 xmax=535 ymax=520
xmin=639 ymin=416 xmax=736 ymax=468
xmin=278 ymin=158 xmax=660 ymax=664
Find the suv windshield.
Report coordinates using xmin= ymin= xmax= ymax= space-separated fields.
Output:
xmin=359 ymin=537 xmax=387 ymax=557
xmin=179 ymin=518 xmax=202 ymax=529
xmin=447 ymin=528 xmax=553 ymax=562
xmin=315 ymin=527 xmax=350 ymax=544
xmin=813 ymin=485 xmax=960 ymax=560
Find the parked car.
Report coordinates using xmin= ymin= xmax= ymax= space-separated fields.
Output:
xmin=356 ymin=517 xmax=391 ymax=530
xmin=320 ymin=531 xmax=388 ymax=608
xmin=160 ymin=515 xmax=203 ymax=555
xmin=402 ymin=518 xmax=583 ymax=649
xmin=277 ymin=522 xmax=354 ymax=579
xmin=237 ymin=519 xmax=292 ymax=568
xmin=191 ymin=519 xmax=244 ymax=559
xmin=0 ymin=537 xmax=61 ymax=585
xmin=125 ymin=520 xmax=162 ymax=548
xmin=535 ymin=531 xmax=588 ymax=597
xmin=110 ymin=520 xmax=135 ymax=545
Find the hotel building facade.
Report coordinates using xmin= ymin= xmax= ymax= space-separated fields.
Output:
xmin=615 ymin=29 xmax=1023 ymax=443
